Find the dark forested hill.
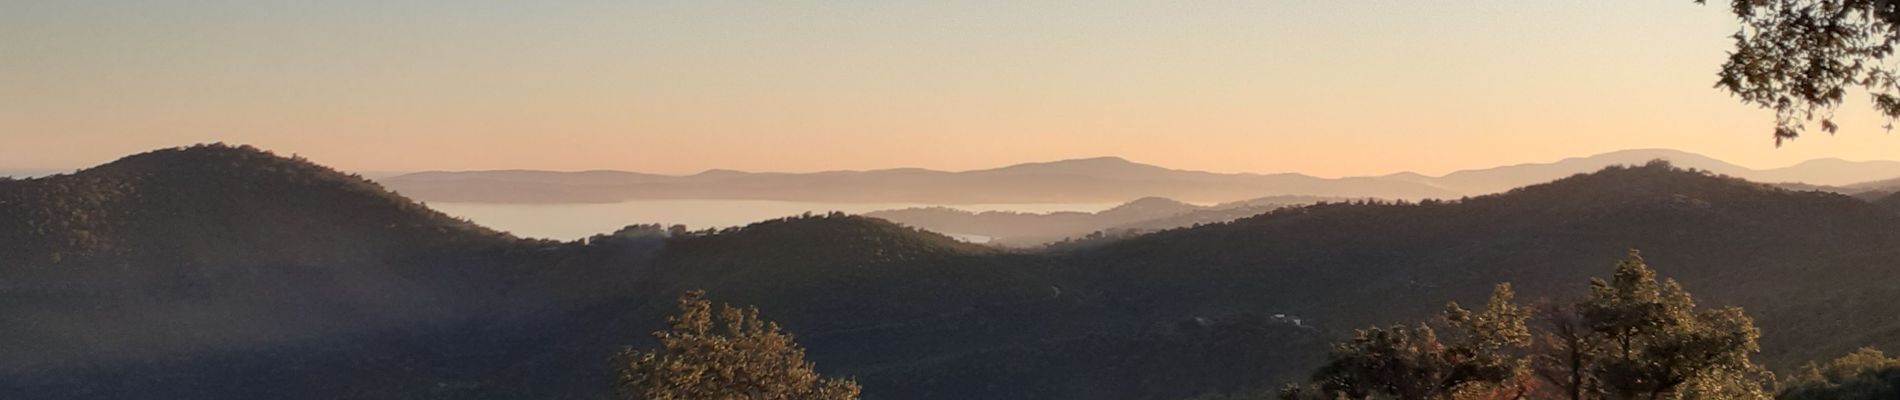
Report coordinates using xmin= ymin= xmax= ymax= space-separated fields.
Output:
xmin=1875 ymin=191 xmax=1900 ymax=214
xmin=864 ymin=197 xmax=1205 ymax=247
xmin=1846 ymin=176 xmax=1900 ymax=193
xmin=0 ymin=144 xmax=516 ymax=270
xmin=0 ymin=145 xmax=613 ymax=397
xmin=8 ymin=148 xmax=1900 ymax=400
xmin=864 ymin=196 xmax=1344 ymax=247
xmin=1072 ymin=161 xmax=1900 ymax=369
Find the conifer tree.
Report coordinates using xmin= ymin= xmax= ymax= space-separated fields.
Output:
xmin=1290 ymin=284 xmax=1531 ymax=400
xmin=1289 ymin=251 xmax=1772 ymax=400
xmin=1780 ymin=348 xmax=1900 ymax=400
xmin=1570 ymin=251 xmax=1769 ymax=400
xmin=617 ymin=290 xmax=861 ymax=400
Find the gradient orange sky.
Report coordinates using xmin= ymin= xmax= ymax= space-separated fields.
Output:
xmin=3 ymin=1 xmax=1898 ymax=177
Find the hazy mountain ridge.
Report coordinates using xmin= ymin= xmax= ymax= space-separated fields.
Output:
xmin=1072 ymin=161 xmax=1900 ymax=369
xmin=1847 ymin=176 xmax=1900 ymax=192
xmin=1100 ymin=195 xmax=1355 ymax=233
xmin=865 ymin=195 xmax=1350 ymax=247
xmin=863 ymin=197 xmax=1201 ymax=247
xmin=382 ymin=149 xmax=1900 ymax=204
xmin=386 ymin=156 xmax=1457 ymax=204
xmin=11 ymin=147 xmax=1900 ymax=400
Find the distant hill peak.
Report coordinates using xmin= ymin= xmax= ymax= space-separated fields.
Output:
xmin=691 ymin=168 xmax=751 ymax=177
xmin=0 ymin=143 xmax=516 ymax=270
xmin=1451 ymin=148 xmax=1731 ymax=174
xmin=999 ymin=156 xmax=1141 ymax=168
xmin=75 ymin=143 xmax=382 ymax=190
xmin=978 ymin=156 xmax=1180 ymax=176
xmin=669 ymin=212 xmax=995 ymax=258
xmin=1122 ymin=196 xmax=1190 ymax=206
xmin=1103 ymin=196 xmax=1197 ymax=213
xmin=1591 ymin=148 xmax=1709 ymax=158
xmin=368 ymin=147 xmax=1900 ymax=204
xmin=1795 ymin=157 xmax=1853 ymax=164
xmin=1784 ymin=157 xmax=1900 ymax=169
xmin=1483 ymin=160 xmax=1802 ymax=204
xmin=1051 ymin=156 xmax=1134 ymax=164
xmin=94 ymin=143 xmax=312 ymax=171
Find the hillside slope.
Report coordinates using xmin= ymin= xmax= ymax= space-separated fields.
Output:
xmin=0 ymin=144 xmax=559 ymax=374
xmin=865 ymin=197 xmax=1204 ymax=246
xmin=9 ymin=148 xmax=1900 ymax=400
xmin=866 ymin=196 xmax=1343 ymax=247
xmin=1875 ymin=192 xmax=1900 ymax=214
xmin=1075 ymin=161 xmax=1900 ymax=367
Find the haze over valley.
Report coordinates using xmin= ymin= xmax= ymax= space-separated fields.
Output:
xmin=17 ymin=2 xmax=1900 ymax=399
xmin=7 ymin=144 xmax=1900 ymax=399
xmin=383 ymin=148 xmax=1900 ymax=205
xmin=429 ymin=200 xmax=1123 ymax=241
xmin=390 ymin=148 xmax=1900 ymax=245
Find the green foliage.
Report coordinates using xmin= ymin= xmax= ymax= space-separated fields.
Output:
xmin=618 ymin=290 xmax=861 ymax=400
xmin=878 ymin=313 xmax=1328 ymax=400
xmin=1571 ymin=251 xmax=1771 ymax=400
xmin=1701 ymin=0 xmax=1900 ymax=142
xmin=1780 ymin=348 xmax=1900 ymax=400
xmin=1289 ymin=251 xmax=1772 ymax=400
xmin=1289 ymin=284 xmax=1531 ymax=400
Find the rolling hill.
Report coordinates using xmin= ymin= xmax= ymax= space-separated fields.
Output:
xmin=380 ymin=149 xmax=1900 ymax=205
xmin=8 ymin=146 xmax=1900 ymax=400
xmin=0 ymin=144 xmax=568 ymax=375
xmin=383 ymin=156 xmax=1458 ymax=204
xmin=1072 ymin=161 xmax=1900 ymax=368
xmin=865 ymin=195 xmax=1347 ymax=247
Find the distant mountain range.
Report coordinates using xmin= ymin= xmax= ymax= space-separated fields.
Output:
xmin=9 ymin=145 xmax=1900 ymax=400
xmin=866 ymin=195 xmax=1351 ymax=247
xmin=1845 ymin=176 xmax=1900 ymax=194
xmin=379 ymin=149 xmax=1900 ymax=204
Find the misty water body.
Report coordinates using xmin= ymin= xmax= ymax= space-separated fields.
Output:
xmin=429 ymin=199 xmax=1120 ymax=241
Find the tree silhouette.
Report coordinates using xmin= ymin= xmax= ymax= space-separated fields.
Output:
xmin=1702 ymin=0 xmax=1900 ymax=142
xmin=1781 ymin=348 xmax=1900 ymax=400
xmin=1569 ymin=251 xmax=1770 ymax=400
xmin=1286 ymin=251 xmax=1771 ymax=400
xmin=1286 ymin=284 xmax=1532 ymax=400
xmin=617 ymin=290 xmax=861 ymax=400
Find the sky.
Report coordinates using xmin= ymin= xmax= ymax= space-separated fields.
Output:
xmin=4 ymin=1 xmax=1899 ymax=178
